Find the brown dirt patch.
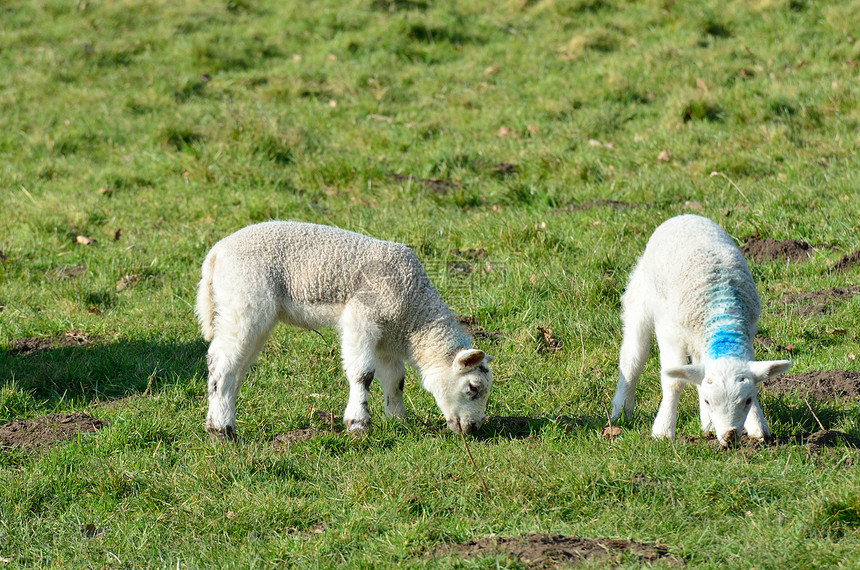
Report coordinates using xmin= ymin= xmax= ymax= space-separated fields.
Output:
xmin=448 ymin=249 xmax=492 ymax=277
xmin=313 ymin=409 xmax=341 ymax=425
xmin=536 ymin=326 xmax=562 ymax=354
xmin=452 ymin=248 xmax=488 ymax=261
xmin=272 ymin=428 xmax=319 ymax=450
xmin=679 ymin=430 xmax=860 ymax=454
xmin=602 ymin=425 xmax=623 ymax=439
xmin=0 ymin=413 xmax=108 ymax=451
xmin=762 ymin=370 xmax=860 ymax=401
xmin=387 ymin=173 xmax=459 ymax=194
xmin=490 ymin=162 xmax=517 ymax=176
xmin=115 ymin=273 xmax=141 ymax=291
xmin=457 ymin=316 xmax=507 ymax=344
xmin=47 ymin=264 xmax=86 ymax=279
xmin=754 ymin=335 xmax=795 ymax=355
xmin=431 ymin=533 xmax=684 ymax=568
xmin=8 ymin=329 xmax=91 ymax=356
xmin=781 ymin=285 xmax=860 ymax=316
xmin=562 ymin=199 xmax=640 ymax=212
xmin=741 ymin=236 xmax=813 ymax=262
xmin=832 ymin=251 xmax=860 ymax=272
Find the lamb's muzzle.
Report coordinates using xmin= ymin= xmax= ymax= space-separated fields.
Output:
xmin=447 ymin=416 xmax=486 ymax=435
xmin=721 ymin=428 xmax=739 ymax=446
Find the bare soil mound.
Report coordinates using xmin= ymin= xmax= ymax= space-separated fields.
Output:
xmin=680 ymin=430 xmax=860 ymax=454
xmin=431 ymin=533 xmax=684 ymax=568
xmin=48 ymin=264 xmax=86 ymax=280
xmin=561 ymin=199 xmax=640 ymax=212
xmin=780 ymin=285 xmax=860 ymax=316
xmin=603 ymin=424 xmax=858 ymax=454
xmin=0 ymin=413 xmax=108 ymax=451
xmin=448 ymin=249 xmax=489 ymax=277
xmin=754 ymin=335 xmax=794 ymax=355
xmin=457 ymin=316 xmax=507 ymax=344
xmin=780 ymin=287 xmax=858 ymax=315
xmin=387 ymin=173 xmax=458 ymax=194
xmin=741 ymin=236 xmax=812 ymax=262
xmin=8 ymin=329 xmax=91 ymax=356
xmin=272 ymin=429 xmax=319 ymax=450
xmin=762 ymin=370 xmax=860 ymax=401
xmin=830 ymin=251 xmax=860 ymax=271
xmin=832 ymin=251 xmax=860 ymax=272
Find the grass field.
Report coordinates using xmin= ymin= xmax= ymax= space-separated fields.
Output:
xmin=1 ymin=0 xmax=859 ymax=567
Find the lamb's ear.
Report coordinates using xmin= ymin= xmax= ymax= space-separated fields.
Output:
xmin=748 ymin=360 xmax=792 ymax=383
xmin=484 ymin=354 xmax=494 ymax=364
xmin=663 ymin=364 xmax=705 ymax=385
xmin=453 ymin=349 xmax=485 ymax=373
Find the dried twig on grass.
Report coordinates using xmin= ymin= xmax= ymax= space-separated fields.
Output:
xmin=803 ymin=398 xmax=826 ymax=431
xmin=601 ymin=403 xmax=622 ymax=440
xmin=459 ymin=429 xmax=489 ymax=494
xmin=604 ymin=404 xmax=614 ymax=442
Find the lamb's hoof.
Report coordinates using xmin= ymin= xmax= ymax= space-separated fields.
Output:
xmin=345 ymin=419 xmax=369 ymax=435
xmin=206 ymin=423 xmax=237 ymax=441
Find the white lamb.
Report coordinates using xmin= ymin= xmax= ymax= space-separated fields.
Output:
xmin=610 ymin=214 xmax=791 ymax=445
xmin=195 ymin=221 xmax=493 ymax=439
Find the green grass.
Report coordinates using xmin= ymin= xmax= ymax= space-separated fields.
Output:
xmin=1 ymin=0 xmax=859 ymax=566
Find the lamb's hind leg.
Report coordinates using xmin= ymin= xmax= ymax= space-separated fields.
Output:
xmin=339 ymin=307 xmax=381 ymax=434
xmin=205 ymin=303 xmax=275 ymax=440
xmin=611 ymin=292 xmax=653 ymax=422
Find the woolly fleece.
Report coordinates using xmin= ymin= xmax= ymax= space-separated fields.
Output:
xmin=611 ymin=214 xmax=791 ymax=444
xmin=196 ymin=221 xmax=492 ymax=438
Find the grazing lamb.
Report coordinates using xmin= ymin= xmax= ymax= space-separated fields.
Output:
xmin=196 ymin=221 xmax=493 ymax=439
xmin=610 ymin=215 xmax=791 ymax=445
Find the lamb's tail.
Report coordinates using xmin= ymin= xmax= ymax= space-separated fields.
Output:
xmin=195 ymin=249 xmax=217 ymax=341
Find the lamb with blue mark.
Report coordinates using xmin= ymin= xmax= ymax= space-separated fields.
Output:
xmin=609 ymin=214 xmax=792 ymax=445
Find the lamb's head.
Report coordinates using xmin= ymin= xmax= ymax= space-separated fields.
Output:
xmin=664 ymin=358 xmax=792 ymax=445
xmin=430 ymin=349 xmax=493 ymax=435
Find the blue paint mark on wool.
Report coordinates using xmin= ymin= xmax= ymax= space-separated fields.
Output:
xmin=705 ymin=282 xmax=749 ymax=360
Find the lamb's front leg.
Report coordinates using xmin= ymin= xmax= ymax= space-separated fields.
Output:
xmin=743 ymin=396 xmax=770 ymax=440
xmin=652 ymin=336 xmax=687 ymax=439
xmin=612 ymin=307 xmax=652 ymax=421
xmin=652 ymin=375 xmax=686 ymax=439
xmin=205 ymin=350 xmax=240 ymax=440
xmin=697 ymin=386 xmax=713 ymax=433
xmin=343 ymin=370 xmax=374 ymax=434
xmin=377 ymin=356 xmax=407 ymax=420
xmin=339 ymin=310 xmax=381 ymax=434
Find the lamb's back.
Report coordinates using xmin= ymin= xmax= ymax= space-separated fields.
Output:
xmin=635 ymin=215 xmax=759 ymax=333
xmin=214 ymin=221 xmax=437 ymax=313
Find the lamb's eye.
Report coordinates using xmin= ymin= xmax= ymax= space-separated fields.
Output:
xmin=704 ymin=400 xmax=710 ymax=406
xmin=478 ymin=364 xmax=490 ymax=374
xmin=466 ymin=383 xmax=480 ymax=399
xmin=745 ymin=398 xmax=752 ymax=407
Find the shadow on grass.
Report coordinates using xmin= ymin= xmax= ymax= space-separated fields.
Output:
xmin=1 ymin=335 xmax=207 ymax=406
xmin=288 ymin=411 xmax=604 ymax=443
xmin=475 ymin=414 xmax=604 ymax=440
xmin=763 ymin=395 xmax=860 ymax=437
